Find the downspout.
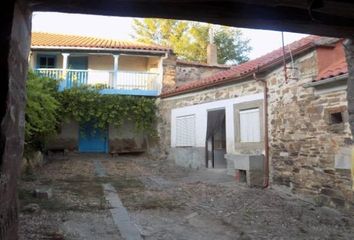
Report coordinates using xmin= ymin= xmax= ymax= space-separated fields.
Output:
xmin=254 ymin=73 xmax=269 ymax=188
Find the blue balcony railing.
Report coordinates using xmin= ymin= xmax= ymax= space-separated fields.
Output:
xmin=34 ymin=68 xmax=160 ymax=96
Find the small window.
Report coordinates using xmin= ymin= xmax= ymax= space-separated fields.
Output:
xmin=330 ymin=112 xmax=343 ymax=124
xmin=176 ymin=115 xmax=195 ymax=147
xmin=239 ymin=108 xmax=261 ymax=142
xmin=37 ymin=54 xmax=56 ymax=68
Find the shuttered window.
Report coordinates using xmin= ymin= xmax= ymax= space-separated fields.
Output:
xmin=176 ymin=115 xmax=195 ymax=147
xmin=239 ymin=108 xmax=261 ymax=142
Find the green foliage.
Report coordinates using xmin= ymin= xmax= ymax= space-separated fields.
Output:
xmin=25 ymin=72 xmax=157 ymax=153
xmin=214 ymin=27 xmax=252 ymax=65
xmin=132 ymin=19 xmax=252 ymax=64
xmin=25 ymin=71 xmax=60 ymax=150
xmin=57 ymin=86 xmax=157 ymax=135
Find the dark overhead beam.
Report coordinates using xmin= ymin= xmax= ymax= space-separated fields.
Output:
xmin=29 ymin=0 xmax=354 ymax=37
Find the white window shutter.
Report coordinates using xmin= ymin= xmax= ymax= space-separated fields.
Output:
xmin=239 ymin=108 xmax=261 ymax=142
xmin=176 ymin=115 xmax=195 ymax=146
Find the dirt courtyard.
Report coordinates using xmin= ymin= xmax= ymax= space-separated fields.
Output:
xmin=19 ymin=153 xmax=354 ymax=240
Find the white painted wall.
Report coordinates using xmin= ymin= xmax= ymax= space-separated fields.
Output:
xmin=171 ymin=93 xmax=263 ymax=154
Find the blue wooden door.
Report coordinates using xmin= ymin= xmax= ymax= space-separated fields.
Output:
xmin=67 ymin=56 xmax=88 ymax=87
xmin=79 ymin=122 xmax=108 ymax=153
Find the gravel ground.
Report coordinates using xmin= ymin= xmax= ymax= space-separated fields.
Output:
xmin=19 ymin=154 xmax=121 ymax=240
xmin=19 ymin=153 xmax=354 ymax=240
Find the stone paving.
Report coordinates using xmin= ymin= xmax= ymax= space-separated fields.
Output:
xmin=92 ymin=157 xmax=143 ymax=240
xmin=19 ymin=153 xmax=354 ymax=240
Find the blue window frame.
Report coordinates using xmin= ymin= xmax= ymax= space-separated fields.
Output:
xmin=37 ymin=54 xmax=56 ymax=68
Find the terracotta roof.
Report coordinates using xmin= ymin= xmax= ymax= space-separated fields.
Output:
xmin=31 ymin=32 xmax=170 ymax=52
xmin=161 ymin=35 xmax=320 ymax=98
xmin=176 ymin=59 xmax=231 ymax=69
xmin=316 ymin=59 xmax=348 ymax=81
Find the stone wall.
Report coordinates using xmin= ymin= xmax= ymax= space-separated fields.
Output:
xmin=161 ymin=54 xmax=177 ymax=92
xmin=109 ymin=121 xmax=147 ymax=153
xmin=0 ymin=1 xmax=31 ymax=239
xmin=176 ymin=62 xmax=229 ymax=86
xmin=46 ymin=120 xmax=148 ymax=153
xmin=266 ymin=50 xmax=354 ymax=208
xmin=46 ymin=121 xmax=79 ymax=151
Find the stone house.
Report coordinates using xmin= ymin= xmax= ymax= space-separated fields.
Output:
xmin=158 ymin=36 xmax=353 ymax=209
xmin=29 ymin=32 xmax=225 ymax=154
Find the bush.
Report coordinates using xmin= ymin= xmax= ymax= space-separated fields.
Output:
xmin=25 ymin=71 xmax=60 ymax=152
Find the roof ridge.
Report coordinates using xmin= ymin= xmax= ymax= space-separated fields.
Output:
xmin=176 ymin=59 xmax=231 ymax=68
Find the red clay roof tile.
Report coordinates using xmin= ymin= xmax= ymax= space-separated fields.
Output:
xmin=162 ymin=35 xmax=321 ymax=97
xmin=316 ymin=59 xmax=348 ymax=81
xmin=31 ymin=32 xmax=170 ymax=52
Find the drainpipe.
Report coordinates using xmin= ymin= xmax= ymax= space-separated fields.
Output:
xmin=254 ymin=73 xmax=269 ymax=188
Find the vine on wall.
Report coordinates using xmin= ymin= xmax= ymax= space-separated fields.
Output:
xmin=57 ymin=86 xmax=157 ymax=135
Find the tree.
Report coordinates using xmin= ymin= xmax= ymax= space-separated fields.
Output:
xmin=132 ymin=19 xmax=252 ymax=64
xmin=214 ymin=27 xmax=252 ymax=65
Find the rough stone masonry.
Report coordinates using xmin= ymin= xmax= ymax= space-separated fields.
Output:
xmin=159 ymin=42 xmax=354 ymax=209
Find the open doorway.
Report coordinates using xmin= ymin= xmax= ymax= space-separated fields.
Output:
xmin=205 ymin=108 xmax=227 ymax=168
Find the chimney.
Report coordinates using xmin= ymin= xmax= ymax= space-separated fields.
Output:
xmin=207 ymin=44 xmax=217 ymax=65
xmin=207 ymin=26 xmax=217 ymax=65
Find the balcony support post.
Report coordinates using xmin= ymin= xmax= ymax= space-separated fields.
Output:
xmin=61 ymin=53 xmax=70 ymax=90
xmin=62 ymin=53 xmax=70 ymax=76
xmin=113 ymin=54 xmax=120 ymax=88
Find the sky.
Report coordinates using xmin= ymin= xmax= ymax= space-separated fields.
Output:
xmin=32 ymin=12 xmax=308 ymax=60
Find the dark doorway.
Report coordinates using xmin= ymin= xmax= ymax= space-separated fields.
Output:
xmin=205 ymin=109 xmax=227 ymax=168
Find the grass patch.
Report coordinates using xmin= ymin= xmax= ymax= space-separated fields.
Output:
xmin=110 ymin=177 xmax=145 ymax=190
xmin=96 ymin=176 xmax=145 ymax=191
xmin=58 ymin=180 xmax=103 ymax=198
xmin=18 ymin=187 xmax=107 ymax=212
xmin=123 ymin=191 xmax=183 ymax=210
xmin=56 ymin=174 xmax=93 ymax=183
xmin=21 ymin=172 xmax=38 ymax=182
xmin=137 ymin=197 xmax=181 ymax=210
xmin=18 ymin=188 xmax=69 ymax=212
